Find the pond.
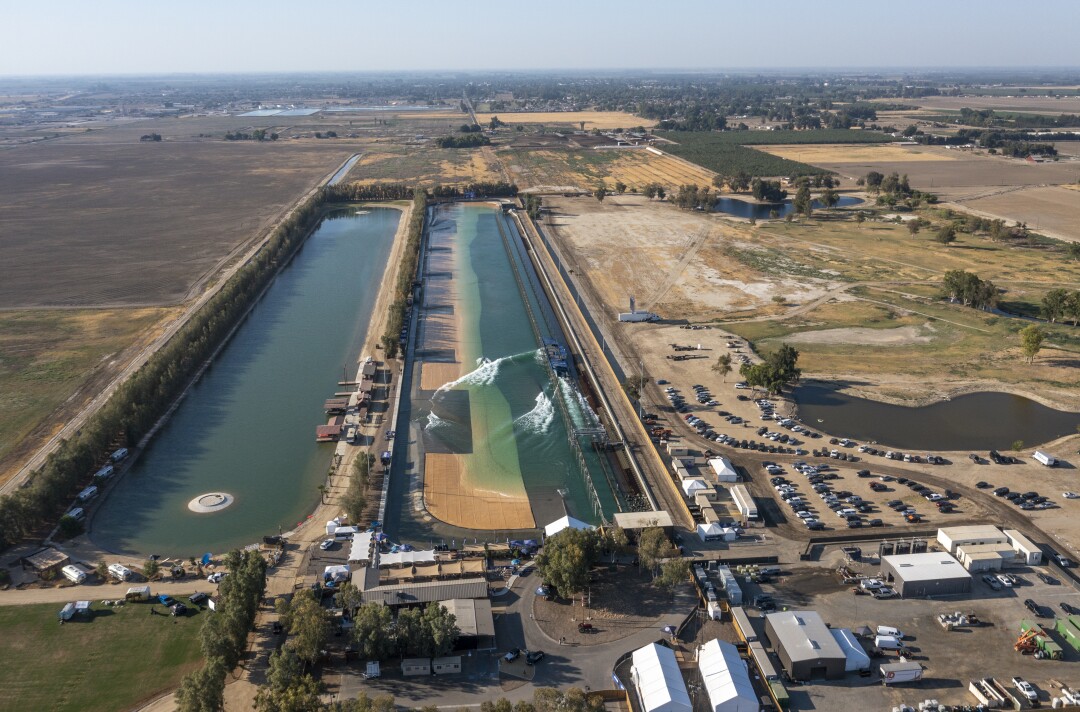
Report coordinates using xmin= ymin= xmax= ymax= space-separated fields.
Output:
xmin=795 ymin=384 xmax=1079 ymax=452
xmin=714 ymin=195 xmax=862 ymax=219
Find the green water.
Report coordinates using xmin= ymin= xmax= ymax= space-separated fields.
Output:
xmin=391 ymin=204 xmax=619 ymax=541
xmin=91 ymin=208 xmax=399 ymax=556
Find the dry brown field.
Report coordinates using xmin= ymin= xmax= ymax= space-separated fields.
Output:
xmin=343 ymin=144 xmax=505 ymax=186
xmin=474 ymin=111 xmax=652 ymax=130
xmin=760 ymin=143 xmax=955 ymax=163
xmin=954 ymin=185 xmax=1080 ymax=243
xmin=507 ymin=148 xmax=715 ymax=191
xmin=896 ymin=95 xmax=1080 ymax=114
xmin=0 ymin=137 xmax=354 ymax=307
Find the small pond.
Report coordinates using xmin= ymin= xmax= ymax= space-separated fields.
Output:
xmin=795 ymin=384 xmax=1079 ymax=452
xmin=714 ymin=195 xmax=862 ymax=219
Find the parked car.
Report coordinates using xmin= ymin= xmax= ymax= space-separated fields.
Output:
xmin=504 ymin=649 xmax=521 ymax=662
xmin=525 ymin=650 xmax=546 ymax=665
xmin=1011 ymin=677 xmax=1037 ymax=703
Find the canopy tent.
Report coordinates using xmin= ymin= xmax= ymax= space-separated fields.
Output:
xmin=380 ymin=550 xmax=437 ymax=567
xmin=708 ymin=457 xmax=739 ymax=483
xmin=830 ymin=628 xmax=871 ymax=672
xmin=323 ymin=565 xmax=351 ymax=583
xmin=630 ymin=643 xmax=693 ymax=712
xmin=682 ymin=479 xmax=709 ymax=498
xmin=544 ymin=515 xmax=594 ymax=538
xmin=349 ymin=531 xmax=374 ymax=563
xmin=698 ymin=639 xmax=757 ymax=712
xmin=697 ymin=523 xmax=725 ymax=542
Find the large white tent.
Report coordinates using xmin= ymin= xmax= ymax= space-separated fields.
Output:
xmin=631 ymin=643 xmax=692 ymax=712
xmin=544 ymin=515 xmax=593 ymax=538
xmin=697 ymin=523 xmax=737 ymax=542
xmin=830 ymin=628 xmax=871 ymax=672
xmin=349 ymin=531 xmax=374 ymax=563
xmin=708 ymin=457 xmax=739 ymax=483
xmin=698 ymin=639 xmax=757 ymax=712
xmin=379 ymin=550 xmax=437 ymax=567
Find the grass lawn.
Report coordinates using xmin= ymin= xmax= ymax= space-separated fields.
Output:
xmin=0 ymin=600 xmax=204 ymax=711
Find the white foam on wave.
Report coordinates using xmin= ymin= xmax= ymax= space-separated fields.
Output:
xmin=432 ymin=349 xmax=543 ymax=394
xmin=515 ymin=390 xmax=555 ymax=435
xmin=425 ymin=411 xmax=448 ymax=430
xmin=559 ymin=377 xmax=599 ymax=428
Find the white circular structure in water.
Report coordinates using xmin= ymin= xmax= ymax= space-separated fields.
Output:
xmin=188 ymin=492 xmax=234 ymax=513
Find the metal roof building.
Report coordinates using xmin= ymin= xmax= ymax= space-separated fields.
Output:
xmin=358 ymin=577 xmax=488 ymax=606
xmin=439 ymin=598 xmax=495 ymax=650
xmin=1004 ymin=529 xmax=1043 ymax=565
xmin=612 ymin=510 xmax=674 ymax=530
xmin=881 ymin=552 xmax=972 ymax=598
xmin=630 ymin=643 xmax=692 ymax=712
xmin=697 ymin=639 xmax=757 ymax=712
xmin=936 ymin=525 xmax=1007 ymax=554
xmin=764 ymin=610 xmax=847 ymax=680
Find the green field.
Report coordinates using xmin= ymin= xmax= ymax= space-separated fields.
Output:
xmin=0 ymin=600 xmax=204 ymax=711
xmin=656 ymin=132 xmax=828 ymax=177
xmin=0 ymin=308 xmax=167 ymax=480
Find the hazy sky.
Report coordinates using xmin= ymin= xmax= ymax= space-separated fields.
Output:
xmin=3 ymin=0 xmax=1078 ymax=75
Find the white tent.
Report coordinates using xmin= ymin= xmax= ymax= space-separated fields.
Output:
xmin=323 ymin=565 xmax=351 ymax=583
xmin=697 ymin=522 xmax=725 ymax=542
xmin=349 ymin=531 xmax=374 ymax=563
xmin=708 ymin=457 xmax=739 ymax=483
xmin=682 ymin=478 xmax=709 ymax=498
xmin=631 ymin=643 xmax=692 ymax=712
xmin=380 ymin=550 xmax=437 ymax=567
xmin=830 ymin=628 xmax=871 ymax=672
xmin=698 ymin=639 xmax=757 ymax=712
xmin=544 ymin=515 xmax=594 ymax=538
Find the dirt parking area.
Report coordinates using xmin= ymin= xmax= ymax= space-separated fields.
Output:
xmin=743 ymin=559 xmax=1080 ymax=709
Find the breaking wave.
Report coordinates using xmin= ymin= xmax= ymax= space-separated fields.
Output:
xmin=432 ymin=349 xmax=543 ymax=394
xmin=515 ymin=391 xmax=555 ymax=435
xmin=425 ymin=411 xmax=448 ymax=430
xmin=559 ymin=377 xmax=599 ymax=428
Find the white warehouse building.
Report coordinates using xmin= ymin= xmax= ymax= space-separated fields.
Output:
xmin=630 ymin=643 xmax=692 ymax=712
xmin=1004 ymin=529 xmax=1043 ymax=565
xmin=936 ymin=525 xmax=1007 ymax=555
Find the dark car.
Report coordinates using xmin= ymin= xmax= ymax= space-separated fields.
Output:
xmin=272 ymin=621 xmax=284 ymax=635
xmin=993 ymin=487 xmax=1010 ymax=497
xmin=976 ymin=481 xmax=991 ymax=489
xmin=526 ymin=650 xmax=546 ymax=665
xmin=188 ymin=592 xmax=209 ymax=605
xmin=868 ymin=518 xmax=883 ymax=527
xmin=1037 ymin=572 xmax=1059 ymax=586
xmin=1062 ymin=602 xmax=1079 ymax=616
xmin=170 ymin=602 xmax=188 ymax=616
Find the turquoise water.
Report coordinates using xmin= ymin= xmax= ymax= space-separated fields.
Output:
xmin=91 ymin=208 xmax=399 ymax=556
xmin=388 ymin=204 xmax=619 ymax=542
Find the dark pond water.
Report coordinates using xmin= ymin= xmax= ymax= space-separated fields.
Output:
xmin=795 ymin=384 xmax=1079 ymax=452
xmin=714 ymin=195 xmax=862 ymax=219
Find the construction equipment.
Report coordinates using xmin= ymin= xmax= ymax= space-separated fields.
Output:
xmin=1017 ymin=621 xmax=1064 ymax=659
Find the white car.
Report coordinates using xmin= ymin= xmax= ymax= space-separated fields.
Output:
xmin=1064 ymin=491 xmax=1080 ymax=499
xmin=1012 ymin=677 xmax=1037 ymax=702
xmin=796 ymin=511 xmax=814 ymax=519
xmin=207 ymin=572 xmax=227 ymax=584
xmin=320 ymin=539 xmax=335 ymax=551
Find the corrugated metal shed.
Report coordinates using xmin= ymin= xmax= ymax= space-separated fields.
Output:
xmin=360 ymin=578 xmax=488 ymax=606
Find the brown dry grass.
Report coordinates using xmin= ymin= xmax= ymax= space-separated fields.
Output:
xmin=346 ymin=144 xmax=504 ymax=186
xmin=958 ymin=185 xmax=1080 ymax=243
xmin=604 ymin=151 xmax=716 ymax=189
xmin=759 ymin=144 xmax=956 ymax=163
xmin=475 ymin=111 xmax=651 ymax=129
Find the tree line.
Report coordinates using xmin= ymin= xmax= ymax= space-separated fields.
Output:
xmin=1041 ymin=289 xmax=1080 ymax=325
xmin=429 ymin=182 xmax=519 ymax=198
xmin=176 ymin=550 xmax=267 ymax=711
xmin=435 ymin=133 xmax=489 ymax=148
xmin=0 ymin=188 xmax=332 ymax=552
xmin=381 ymin=188 xmax=428 ymax=357
xmin=224 ymin=129 xmax=279 ymax=141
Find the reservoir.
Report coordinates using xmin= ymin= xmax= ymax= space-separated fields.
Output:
xmin=91 ymin=207 xmax=399 ymax=555
xmin=385 ymin=203 xmax=623 ymax=543
xmin=714 ymin=195 xmax=862 ymax=219
xmin=795 ymin=384 xmax=1079 ymax=452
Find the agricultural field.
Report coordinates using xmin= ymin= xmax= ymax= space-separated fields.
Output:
xmin=669 ymin=129 xmax=894 ymax=146
xmin=0 ymin=135 xmax=354 ymax=308
xmin=474 ymin=111 xmax=651 ymax=130
xmin=654 ymin=131 xmax=828 ymax=177
xmin=0 ymin=601 xmax=204 ymax=712
xmin=506 ymin=148 xmax=715 ymax=191
xmin=542 ymin=194 xmax=1080 ymax=407
xmin=890 ymin=94 xmax=1080 ymax=114
xmin=0 ymin=308 xmax=169 ymax=481
xmin=760 ymin=143 xmax=955 ymax=164
xmin=957 ymin=185 xmax=1080 ymax=245
xmin=343 ymin=143 xmax=506 ymax=185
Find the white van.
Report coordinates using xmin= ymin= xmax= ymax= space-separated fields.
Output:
xmin=110 ymin=448 xmax=129 ymax=462
xmin=107 ymin=563 xmax=132 ymax=581
xmin=76 ymin=485 xmax=99 ymax=503
xmin=62 ymin=565 xmax=87 ymax=584
xmin=875 ymin=634 xmax=904 ymax=650
xmin=66 ymin=507 xmax=86 ymax=522
xmin=876 ymin=625 xmax=904 ymax=639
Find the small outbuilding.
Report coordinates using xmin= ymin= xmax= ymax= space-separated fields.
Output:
xmin=936 ymin=525 xmax=1007 ymax=555
xmin=1004 ymin=529 xmax=1043 ymax=565
xmin=402 ymin=658 xmax=431 ymax=676
xmin=21 ymin=547 xmax=71 ymax=578
xmin=830 ymin=628 xmax=871 ymax=672
xmin=880 ymin=552 xmax=973 ymax=598
xmin=432 ymin=656 xmax=461 ymax=675
xmin=955 ymin=543 xmax=1015 ymax=572
xmin=630 ymin=643 xmax=693 ymax=712
xmin=697 ymin=639 xmax=757 ymax=712
xmin=764 ymin=610 xmax=847 ymax=681
xmin=612 ymin=510 xmax=674 ymax=532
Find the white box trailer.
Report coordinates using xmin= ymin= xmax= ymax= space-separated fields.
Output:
xmin=61 ymin=565 xmax=86 ymax=584
xmin=1033 ymin=450 xmax=1057 ymax=467
xmin=730 ymin=485 xmax=757 ymax=519
xmin=880 ymin=660 xmax=923 ymax=684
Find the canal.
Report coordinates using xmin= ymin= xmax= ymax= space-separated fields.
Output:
xmin=91 ymin=207 xmax=400 ymax=555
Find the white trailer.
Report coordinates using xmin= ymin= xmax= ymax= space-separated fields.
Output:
xmin=880 ymin=660 xmax=923 ymax=684
xmin=1033 ymin=450 xmax=1058 ymax=467
xmin=730 ymin=485 xmax=757 ymax=519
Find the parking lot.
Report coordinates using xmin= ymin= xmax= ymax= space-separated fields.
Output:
xmin=735 ymin=553 xmax=1080 ymax=708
